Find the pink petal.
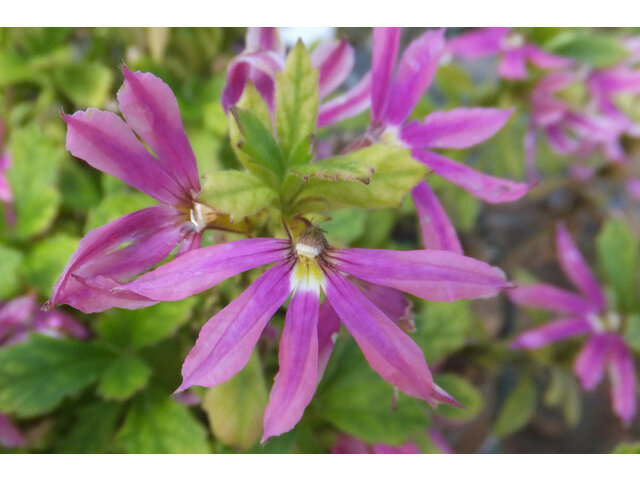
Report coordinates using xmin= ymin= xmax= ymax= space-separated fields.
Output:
xmin=386 ymin=29 xmax=445 ymax=126
xmin=324 ymin=269 xmax=456 ymax=407
xmin=0 ymin=295 xmax=36 ymax=329
xmin=512 ymin=317 xmax=592 ymax=349
xmin=413 ymin=150 xmax=529 ymax=204
xmin=178 ymin=262 xmax=292 ymax=391
xmin=317 ymin=72 xmax=372 ymax=127
xmin=311 ymin=39 xmax=354 ymax=99
xmin=245 ymin=27 xmax=284 ymax=56
xmin=556 ymin=224 xmax=607 ymax=311
xmin=371 ymin=27 xmax=401 ymax=126
xmin=33 ymin=309 xmax=89 ymax=340
xmin=63 ymin=110 xmax=183 ymax=205
xmin=526 ymin=46 xmax=574 ymax=70
xmin=0 ymin=414 xmax=25 ymax=449
xmin=400 ymin=107 xmax=513 ymax=150
xmin=317 ymin=300 xmax=341 ymax=379
xmin=120 ymin=238 xmax=288 ymax=302
xmin=48 ymin=205 xmax=185 ymax=314
xmin=608 ymin=335 xmax=637 ymax=426
xmin=447 ymin=28 xmax=508 ymax=59
xmin=574 ymin=334 xmax=609 ymax=390
xmin=411 ymin=181 xmax=463 ymax=254
xmin=118 ymin=67 xmax=200 ymax=198
xmin=354 ymin=279 xmax=415 ymax=332
xmin=331 ymin=435 xmax=371 ymax=454
xmin=373 ymin=442 xmax=421 ymax=454
xmin=262 ymin=290 xmax=319 ymax=442
xmin=507 ymin=284 xmax=595 ymax=315
xmin=333 ymin=247 xmax=507 ymax=303
xmin=498 ymin=48 xmax=528 ymax=80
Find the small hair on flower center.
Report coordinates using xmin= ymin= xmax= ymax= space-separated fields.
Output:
xmin=295 ymin=225 xmax=329 ymax=259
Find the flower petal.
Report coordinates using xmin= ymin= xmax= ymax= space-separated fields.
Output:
xmin=400 ymin=108 xmax=513 ymax=150
xmin=556 ymin=224 xmax=607 ymax=311
xmin=262 ymin=289 xmax=319 ymax=442
xmin=324 ymin=269 xmax=456 ymax=407
xmin=0 ymin=414 xmax=25 ymax=449
xmin=498 ymin=48 xmax=528 ymax=80
xmin=447 ymin=28 xmax=507 ymax=59
xmin=63 ymin=110 xmax=183 ymax=204
xmin=120 ymin=238 xmax=288 ymax=302
xmin=507 ymin=284 xmax=595 ymax=315
xmin=412 ymin=150 xmax=529 ymax=203
xmin=411 ymin=181 xmax=463 ymax=254
xmin=32 ymin=310 xmax=89 ymax=340
xmin=317 ymin=72 xmax=372 ymax=127
xmin=353 ymin=279 xmax=415 ymax=332
xmin=512 ymin=317 xmax=592 ymax=349
xmin=333 ymin=247 xmax=508 ymax=302
xmin=317 ymin=300 xmax=341 ymax=379
xmin=118 ymin=67 xmax=200 ymax=197
xmin=574 ymin=334 xmax=609 ymax=390
xmin=312 ymin=39 xmax=354 ymax=99
xmin=526 ymin=46 xmax=574 ymax=70
xmin=245 ymin=27 xmax=284 ymax=56
xmin=371 ymin=27 xmax=401 ymax=126
xmin=608 ymin=335 xmax=637 ymax=425
xmin=386 ymin=29 xmax=445 ymax=126
xmin=178 ymin=262 xmax=292 ymax=391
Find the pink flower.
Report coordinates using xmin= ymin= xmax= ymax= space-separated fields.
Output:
xmin=331 ymin=434 xmax=421 ymax=454
xmin=47 ymin=67 xmax=240 ymax=314
xmin=221 ymin=27 xmax=371 ymax=127
xmin=447 ymin=28 xmax=573 ymax=80
xmin=0 ymin=121 xmax=14 ymax=226
xmin=509 ymin=224 xmax=637 ymax=425
xmin=0 ymin=413 xmax=24 ymax=449
xmin=117 ymin=225 xmax=509 ymax=442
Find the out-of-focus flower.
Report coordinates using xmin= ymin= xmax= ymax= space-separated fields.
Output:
xmin=0 ymin=413 xmax=25 ymax=449
xmin=221 ymin=27 xmax=371 ymax=127
xmin=447 ymin=27 xmax=573 ymax=80
xmin=510 ymin=224 xmax=637 ymax=425
xmin=0 ymin=121 xmax=14 ymax=226
xmin=331 ymin=434 xmax=421 ymax=454
xmin=47 ymin=67 xmax=242 ymax=314
xmin=117 ymin=225 xmax=509 ymax=441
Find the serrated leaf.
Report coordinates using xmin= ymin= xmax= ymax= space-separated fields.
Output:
xmin=290 ymin=156 xmax=375 ymax=184
xmin=0 ymin=336 xmax=115 ymax=417
xmin=97 ymin=355 xmax=152 ymax=401
xmin=0 ymin=244 xmax=23 ymax=300
xmin=597 ymin=218 xmax=639 ymax=313
xmin=202 ymin=351 xmax=268 ymax=450
xmin=492 ymin=376 xmax=537 ymax=437
xmin=434 ymin=373 xmax=484 ymax=421
xmin=22 ymin=233 xmax=79 ymax=296
xmin=198 ymin=171 xmax=277 ymax=220
xmin=275 ymin=40 xmax=319 ymax=162
xmin=58 ymin=401 xmax=122 ymax=453
xmin=292 ymin=145 xmax=427 ymax=214
xmin=547 ymin=33 xmax=628 ymax=68
xmin=117 ymin=389 xmax=210 ymax=454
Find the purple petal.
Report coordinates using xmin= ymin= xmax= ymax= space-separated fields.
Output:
xmin=245 ymin=27 xmax=284 ymax=56
xmin=507 ymin=284 xmax=595 ymax=315
xmin=574 ymin=334 xmax=609 ymax=390
xmin=400 ymin=108 xmax=513 ymax=150
xmin=556 ymin=224 xmax=607 ymax=311
xmin=526 ymin=46 xmax=574 ymax=70
xmin=311 ymin=39 xmax=354 ymax=99
xmin=411 ymin=181 xmax=463 ymax=254
xmin=118 ymin=67 xmax=200 ymax=198
xmin=333 ymin=247 xmax=507 ymax=303
xmin=0 ymin=295 xmax=36 ymax=344
xmin=48 ymin=205 xmax=186 ymax=313
xmin=317 ymin=300 xmax=341 ymax=379
xmin=178 ymin=262 xmax=292 ymax=391
xmin=512 ymin=317 xmax=592 ymax=349
xmin=120 ymin=238 xmax=288 ymax=302
xmin=386 ymin=29 xmax=445 ymax=126
xmin=373 ymin=442 xmax=421 ymax=454
xmin=263 ymin=290 xmax=319 ymax=442
xmin=412 ymin=150 xmax=529 ymax=204
xmin=32 ymin=309 xmax=89 ymax=340
xmin=63 ymin=110 xmax=183 ymax=205
xmin=447 ymin=28 xmax=508 ymax=59
xmin=371 ymin=27 xmax=401 ymax=126
xmin=0 ymin=414 xmax=25 ymax=449
xmin=498 ymin=48 xmax=528 ymax=80
xmin=317 ymin=72 xmax=372 ymax=127
xmin=353 ymin=279 xmax=415 ymax=332
xmin=608 ymin=335 xmax=637 ymax=426
xmin=324 ymin=269 xmax=456 ymax=407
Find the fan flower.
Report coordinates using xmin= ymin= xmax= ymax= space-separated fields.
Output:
xmin=117 ymin=225 xmax=508 ymax=442
xmin=0 ymin=121 xmax=14 ymax=226
xmin=331 ymin=434 xmax=421 ymax=454
xmin=447 ymin=27 xmax=573 ymax=80
xmin=509 ymin=224 xmax=637 ymax=425
xmin=221 ymin=27 xmax=371 ymax=127
xmin=47 ymin=67 xmax=243 ymax=314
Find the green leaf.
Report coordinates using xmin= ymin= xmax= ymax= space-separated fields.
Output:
xmin=97 ymin=298 xmax=195 ymax=350
xmin=22 ymin=233 xmax=79 ymax=296
xmin=202 ymin=351 xmax=268 ymax=450
xmin=59 ymin=160 xmax=101 ymax=210
xmin=623 ymin=314 xmax=640 ymax=354
xmin=319 ymin=209 xmax=368 ymax=246
xmin=290 ymin=155 xmax=375 ymax=184
xmin=58 ymin=401 xmax=122 ymax=453
xmin=198 ymin=171 xmax=277 ymax=220
xmin=54 ymin=62 xmax=114 ymax=108
xmin=97 ymin=355 xmax=152 ymax=401
xmin=434 ymin=373 xmax=484 ymax=421
xmin=0 ymin=244 xmax=23 ymax=300
xmin=492 ymin=376 xmax=537 ymax=437
xmin=0 ymin=336 xmax=115 ymax=417
xmin=317 ymin=338 xmax=431 ymax=445
xmin=117 ymin=389 xmax=210 ymax=454
xmin=0 ymin=50 xmax=32 ymax=86
xmin=547 ymin=32 xmax=628 ymax=68
xmin=597 ymin=218 xmax=640 ymax=313
xmin=613 ymin=442 xmax=640 ymax=454
xmin=85 ymin=191 xmax=155 ymax=232
xmin=275 ymin=40 xmax=319 ymax=163
xmin=292 ymin=145 xmax=427 ymax=214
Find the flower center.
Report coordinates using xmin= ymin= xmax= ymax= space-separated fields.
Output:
xmin=291 ymin=226 xmax=330 ymax=293
xmin=503 ymin=33 xmax=525 ymax=49
xmin=589 ymin=311 xmax=623 ymax=333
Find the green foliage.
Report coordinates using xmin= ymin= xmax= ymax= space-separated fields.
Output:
xmin=543 ymin=367 xmax=582 ymax=427
xmin=435 ymin=373 xmax=484 ymax=422
xmin=547 ymin=32 xmax=629 ymax=68
xmin=22 ymin=233 xmax=78 ymax=296
xmin=53 ymin=62 xmax=114 ymax=108
xmin=492 ymin=376 xmax=537 ymax=437
xmin=58 ymin=401 xmax=123 ymax=453
xmin=624 ymin=314 xmax=640 ymax=354
xmin=59 ymin=160 xmax=101 ymax=210
xmin=612 ymin=442 xmax=640 ymax=454
xmin=97 ymin=355 xmax=152 ymax=401
xmin=0 ymin=244 xmax=23 ymax=300
xmin=290 ymin=155 xmax=375 ymax=184
xmin=85 ymin=192 xmax=154 ymax=232
xmin=117 ymin=389 xmax=210 ymax=454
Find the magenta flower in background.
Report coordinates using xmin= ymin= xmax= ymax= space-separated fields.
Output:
xmin=221 ymin=27 xmax=372 ymax=127
xmin=46 ymin=67 xmax=231 ymax=314
xmin=0 ymin=413 xmax=25 ymax=449
xmin=509 ymin=224 xmax=637 ymax=425
xmin=0 ymin=121 xmax=14 ymax=226
xmin=331 ymin=434 xmax=421 ymax=454
xmin=447 ymin=27 xmax=573 ymax=80
xmin=117 ymin=226 xmax=508 ymax=441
